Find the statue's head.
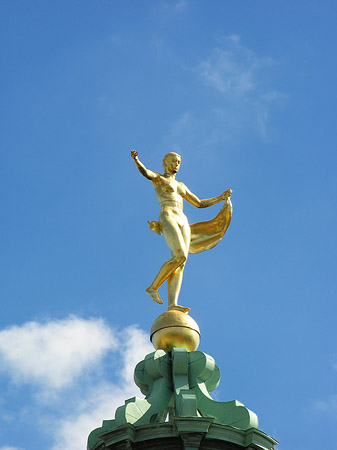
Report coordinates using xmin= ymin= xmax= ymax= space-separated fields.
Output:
xmin=163 ymin=152 xmax=181 ymax=174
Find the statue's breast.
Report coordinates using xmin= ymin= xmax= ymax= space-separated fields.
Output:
xmin=162 ymin=184 xmax=175 ymax=193
xmin=158 ymin=177 xmax=176 ymax=193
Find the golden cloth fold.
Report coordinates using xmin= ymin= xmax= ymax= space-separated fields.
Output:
xmin=148 ymin=197 xmax=233 ymax=254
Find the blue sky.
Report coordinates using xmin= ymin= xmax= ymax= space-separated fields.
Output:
xmin=0 ymin=1 xmax=336 ymax=449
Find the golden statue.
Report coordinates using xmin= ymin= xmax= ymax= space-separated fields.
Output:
xmin=131 ymin=150 xmax=232 ymax=313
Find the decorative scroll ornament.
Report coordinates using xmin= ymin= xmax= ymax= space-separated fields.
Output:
xmin=88 ymin=348 xmax=257 ymax=449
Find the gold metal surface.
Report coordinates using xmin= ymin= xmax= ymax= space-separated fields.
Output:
xmin=131 ymin=150 xmax=232 ymax=312
xmin=150 ymin=310 xmax=200 ymax=352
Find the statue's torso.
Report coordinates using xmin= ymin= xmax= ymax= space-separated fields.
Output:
xmin=153 ymin=175 xmax=189 ymax=227
xmin=153 ymin=175 xmax=186 ymax=207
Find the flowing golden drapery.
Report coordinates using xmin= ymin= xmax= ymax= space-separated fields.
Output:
xmin=148 ymin=197 xmax=232 ymax=254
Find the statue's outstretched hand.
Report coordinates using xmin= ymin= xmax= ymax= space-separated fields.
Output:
xmin=131 ymin=150 xmax=138 ymax=160
xmin=222 ymin=189 xmax=232 ymax=200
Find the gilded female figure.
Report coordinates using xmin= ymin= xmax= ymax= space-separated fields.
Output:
xmin=131 ymin=150 xmax=232 ymax=313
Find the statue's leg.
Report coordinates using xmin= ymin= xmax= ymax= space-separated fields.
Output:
xmin=146 ymin=252 xmax=186 ymax=304
xmin=167 ymin=264 xmax=184 ymax=307
xmin=167 ymin=222 xmax=191 ymax=311
xmin=146 ymin=218 xmax=187 ymax=306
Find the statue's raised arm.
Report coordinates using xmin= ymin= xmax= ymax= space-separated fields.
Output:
xmin=131 ymin=150 xmax=158 ymax=181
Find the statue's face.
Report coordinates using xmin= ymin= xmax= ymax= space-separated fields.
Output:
xmin=166 ymin=155 xmax=181 ymax=174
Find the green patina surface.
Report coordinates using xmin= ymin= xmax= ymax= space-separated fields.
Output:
xmin=88 ymin=348 xmax=261 ymax=450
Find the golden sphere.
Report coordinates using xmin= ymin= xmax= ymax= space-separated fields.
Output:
xmin=150 ymin=310 xmax=200 ymax=352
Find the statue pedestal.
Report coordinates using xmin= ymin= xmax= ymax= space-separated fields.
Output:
xmin=87 ymin=348 xmax=277 ymax=450
xmin=150 ymin=310 xmax=200 ymax=352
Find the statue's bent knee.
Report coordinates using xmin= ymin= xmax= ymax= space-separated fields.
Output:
xmin=175 ymin=255 xmax=187 ymax=266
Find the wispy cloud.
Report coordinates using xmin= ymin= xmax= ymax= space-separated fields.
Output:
xmin=167 ymin=35 xmax=286 ymax=152
xmin=199 ymin=35 xmax=257 ymax=97
xmin=160 ymin=0 xmax=188 ymax=13
xmin=311 ymin=363 xmax=337 ymax=420
xmin=175 ymin=0 xmax=188 ymax=12
xmin=0 ymin=447 xmax=24 ymax=450
xmin=0 ymin=317 xmax=153 ymax=450
xmin=314 ymin=395 xmax=337 ymax=414
xmin=197 ymin=35 xmax=286 ymax=141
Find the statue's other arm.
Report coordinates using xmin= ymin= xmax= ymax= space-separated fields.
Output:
xmin=183 ymin=185 xmax=232 ymax=208
xmin=131 ymin=150 xmax=158 ymax=181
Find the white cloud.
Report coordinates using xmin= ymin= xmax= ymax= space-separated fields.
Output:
xmin=48 ymin=326 xmax=153 ymax=450
xmin=0 ymin=317 xmax=153 ymax=450
xmin=0 ymin=316 xmax=116 ymax=389
xmin=118 ymin=325 xmax=154 ymax=381
xmin=0 ymin=447 xmax=24 ymax=450
xmin=49 ymin=382 xmax=132 ymax=450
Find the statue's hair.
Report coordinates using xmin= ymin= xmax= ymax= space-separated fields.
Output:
xmin=163 ymin=152 xmax=181 ymax=171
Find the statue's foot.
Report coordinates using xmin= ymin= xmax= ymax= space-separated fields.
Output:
xmin=145 ymin=287 xmax=163 ymax=305
xmin=168 ymin=305 xmax=190 ymax=313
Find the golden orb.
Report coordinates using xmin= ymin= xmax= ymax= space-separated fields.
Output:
xmin=150 ymin=310 xmax=200 ymax=352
